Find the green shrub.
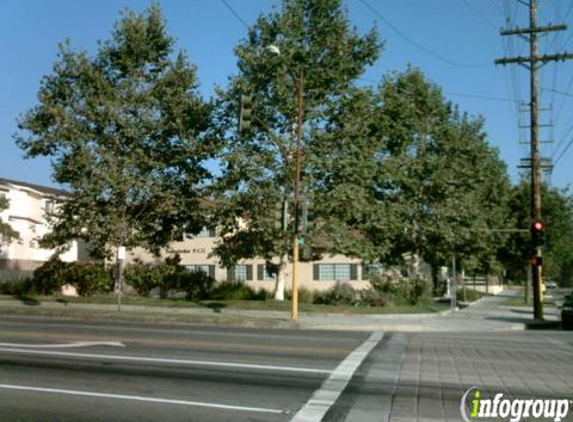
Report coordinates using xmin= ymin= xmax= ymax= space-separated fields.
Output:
xmin=65 ymin=262 xmax=114 ymax=296
xmin=32 ymin=258 xmax=71 ymax=295
xmin=369 ymin=274 xmax=428 ymax=305
xmin=285 ymin=286 xmax=315 ymax=303
xmin=210 ymin=281 xmax=259 ymax=301
xmin=0 ymin=277 xmax=34 ymax=296
xmin=29 ymin=258 xmax=113 ymax=296
xmin=456 ymin=288 xmax=483 ymax=303
xmin=176 ymin=270 xmax=215 ymax=301
xmin=360 ymin=288 xmax=389 ymax=307
xmin=314 ymin=282 xmax=357 ymax=305
xmin=124 ymin=263 xmax=164 ymax=297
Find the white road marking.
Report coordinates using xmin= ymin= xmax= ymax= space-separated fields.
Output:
xmin=0 ymin=341 xmax=126 ymax=349
xmin=0 ymin=347 xmax=331 ymax=375
xmin=289 ymin=331 xmax=384 ymax=422
xmin=0 ymin=384 xmax=284 ymax=414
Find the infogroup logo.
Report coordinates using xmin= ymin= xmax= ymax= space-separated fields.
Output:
xmin=460 ymin=386 xmax=571 ymax=422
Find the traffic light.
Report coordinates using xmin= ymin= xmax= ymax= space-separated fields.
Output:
xmin=238 ymin=95 xmax=253 ymax=132
xmin=531 ymin=220 xmax=545 ymax=248
xmin=301 ymin=198 xmax=313 ymax=235
xmin=274 ymin=201 xmax=288 ymax=232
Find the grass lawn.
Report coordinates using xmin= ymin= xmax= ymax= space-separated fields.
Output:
xmin=0 ymin=294 xmax=450 ymax=315
xmin=501 ymin=288 xmax=556 ymax=308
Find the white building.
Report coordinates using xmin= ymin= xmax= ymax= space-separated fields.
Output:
xmin=0 ymin=178 xmax=79 ymax=280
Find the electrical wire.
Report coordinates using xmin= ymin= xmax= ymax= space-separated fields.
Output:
xmin=218 ymin=0 xmax=250 ymax=29
xmin=461 ymin=0 xmax=499 ymax=31
xmin=355 ymin=0 xmax=490 ymax=69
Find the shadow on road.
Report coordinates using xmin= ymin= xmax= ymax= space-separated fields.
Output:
xmin=14 ymin=295 xmax=40 ymax=306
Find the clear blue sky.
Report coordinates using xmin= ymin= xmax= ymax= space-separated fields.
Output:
xmin=1 ymin=0 xmax=572 ymax=189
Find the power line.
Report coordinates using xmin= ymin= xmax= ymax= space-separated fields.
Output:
xmin=355 ymin=0 xmax=490 ymax=69
xmin=554 ymin=137 xmax=573 ymax=166
xmin=444 ymin=91 xmax=521 ymax=103
xmin=218 ymin=0 xmax=250 ymax=29
xmin=461 ymin=0 xmax=500 ymax=31
xmin=542 ymin=87 xmax=573 ymax=98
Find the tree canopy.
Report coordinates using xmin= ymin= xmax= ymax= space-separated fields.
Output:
xmin=310 ymin=68 xmax=512 ymax=290
xmin=499 ymin=181 xmax=573 ymax=286
xmin=210 ymin=0 xmax=382 ymax=297
xmin=0 ymin=196 xmax=19 ymax=243
xmin=15 ymin=4 xmax=214 ymax=257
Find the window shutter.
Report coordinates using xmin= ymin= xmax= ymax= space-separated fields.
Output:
xmin=209 ymin=265 xmax=216 ymax=279
xmin=227 ymin=266 xmax=234 ymax=282
xmin=361 ymin=263 xmax=368 ymax=280
xmin=257 ymin=264 xmax=264 ymax=281
xmin=313 ymin=264 xmax=319 ymax=281
xmin=246 ymin=265 xmax=253 ymax=281
xmin=209 ymin=228 xmax=216 ymax=237
xmin=350 ymin=264 xmax=358 ymax=281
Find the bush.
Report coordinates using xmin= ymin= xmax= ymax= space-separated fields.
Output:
xmin=210 ymin=281 xmax=260 ymax=301
xmin=175 ymin=270 xmax=215 ymax=301
xmin=360 ymin=288 xmax=389 ymax=307
xmin=369 ymin=274 xmax=428 ymax=305
xmin=314 ymin=282 xmax=358 ymax=306
xmin=456 ymin=288 xmax=483 ymax=303
xmin=0 ymin=277 xmax=34 ymax=296
xmin=64 ymin=262 xmax=114 ymax=296
xmin=124 ymin=263 xmax=164 ymax=297
xmin=32 ymin=258 xmax=71 ymax=295
xmin=27 ymin=258 xmax=113 ymax=296
xmin=284 ymin=286 xmax=315 ymax=303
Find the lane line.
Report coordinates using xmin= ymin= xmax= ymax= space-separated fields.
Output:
xmin=0 ymin=347 xmax=331 ymax=375
xmin=0 ymin=384 xmax=284 ymax=414
xmin=0 ymin=341 xmax=126 ymax=349
xmin=0 ymin=321 xmax=367 ymax=343
xmin=289 ymin=331 xmax=384 ymax=422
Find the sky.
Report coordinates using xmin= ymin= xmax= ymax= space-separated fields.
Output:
xmin=1 ymin=0 xmax=572 ymax=190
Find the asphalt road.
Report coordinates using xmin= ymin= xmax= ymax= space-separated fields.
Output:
xmin=0 ymin=317 xmax=377 ymax=422
xmin=1 ymin=315 xmax=572 ymax=422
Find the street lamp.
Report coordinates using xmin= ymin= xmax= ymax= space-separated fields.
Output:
xmin=267 ymin=44 xmax=304 ymax=321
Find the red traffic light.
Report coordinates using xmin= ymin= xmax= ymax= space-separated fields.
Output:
xmin=532 ymin=221 xmax=544 ymax=231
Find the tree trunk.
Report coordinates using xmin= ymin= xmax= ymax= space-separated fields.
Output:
xmin=461 ymin=264 xmax=467 ymax=302
xmin=274 ymin=254 xmax=287 ymax=301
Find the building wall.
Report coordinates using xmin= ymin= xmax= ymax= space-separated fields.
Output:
xmin=0 ymin=180 xmax=78 ymax=279
xmin=125 ymin=231 xmax=374 ymax=292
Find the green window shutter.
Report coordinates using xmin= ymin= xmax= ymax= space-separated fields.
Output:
xmin=227 ymin=266 xmax=234 ymax=282
xmin=350 ymin=264 xmax=358 ymax=281
xmin=209 ymin=265 xmax=216 ymax=279
xmin=257 ymin=264 xmax=264 ymax=281
xmin=313 ymin=264 xmax=319 ymax=281
xmin=246 ymin=265 xmax=253 ymax=281
xmin=361 ymin=263 xmax=368 ymax=280
xmin=209 ymin=228 xmax=216 ymax=237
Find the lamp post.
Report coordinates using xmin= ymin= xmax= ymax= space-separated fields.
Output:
xmin=267 ymin=44 xmax=304 ymax=321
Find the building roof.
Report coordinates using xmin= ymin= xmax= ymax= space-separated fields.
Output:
xmin=0 ymin=177 xmax=68 ymax=197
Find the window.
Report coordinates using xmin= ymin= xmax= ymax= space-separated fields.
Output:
xmin=313 ymin=264 xmax=358 ymax=281
xmin=44 ymin=200 xmax=55 ymax=216
xmin=257 ymin=264 xmax=275 ymax=281
xmin=196 ymin=227 xmax=216 ymax=238
xmin=186 ymin=265 xmax=215 ymax=278
xmin=362 ymin=263 xmax=384 ymax=280
xmin=227 ymin=265 xmax=253 ymax=281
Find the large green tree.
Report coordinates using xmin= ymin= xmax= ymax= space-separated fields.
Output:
xmin=500 ymin=182 xmax=573 ymax=287
xmin=15 ymin=4 xmax=213 ymax=265
xmin=212 ymin=0 xmax=381 ymax=299
xmin=312 ymin=68 xmax=512 ymax=292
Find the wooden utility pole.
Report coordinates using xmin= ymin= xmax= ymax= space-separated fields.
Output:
xmin=496 ymin=0 xmax=573 ymax=320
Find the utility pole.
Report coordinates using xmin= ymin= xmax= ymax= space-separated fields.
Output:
xmin=496 ymin=0 xmax=573 ymax=320
xmin=290 ymin=71 xmax=304 ymax=322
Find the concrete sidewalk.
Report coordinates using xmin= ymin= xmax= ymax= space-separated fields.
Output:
xmin=0 ymin=290 xmax=559 ymax=332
